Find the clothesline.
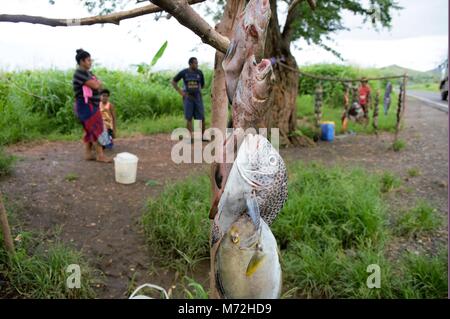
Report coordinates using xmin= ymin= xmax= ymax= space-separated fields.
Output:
xmin=274 ymin=59 xmax=408 ymax=83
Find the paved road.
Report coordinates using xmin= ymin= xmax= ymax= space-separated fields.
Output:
xmin=407 ymin=90 xmax=448 ymax=113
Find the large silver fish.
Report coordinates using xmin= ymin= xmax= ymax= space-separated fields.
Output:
xmin=222 ymin=0 xmax=271 ymax=102
xmin=215 ymin=213 xmax=282 ymax=299
xmin=232 ymin=55 xmax=274 ymax=130
xmin=211 ymin=134 xmax=287 ymax=245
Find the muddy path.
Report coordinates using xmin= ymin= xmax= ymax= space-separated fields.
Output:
xmin=0 ymin=97 xmax=447 ymax=298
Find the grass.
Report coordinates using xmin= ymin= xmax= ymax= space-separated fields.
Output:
xmin=182 ymin=276 xmax=209 ymax=299
xmin=395 ymin=201 xmax=442 ymax=236
xmin=407 ymin=168 xmax=421 ymax=177
xmin=392 ymin=139 xmax=407 ymax=152
xmin=0 ymin=197 xmax=98 ymax=298
xmin=380 ymin=172 xmax=402 ymax=193
xmin=408 ymin=83 xmax=440 ymax=93
xmin=0 ymin=147 xmax=16 ymax=177
xmin=141 ymin=174 xmax=211 ymax=272
xmin=296 ymin=95 xmax=398 ymax=136
xmin=64 ymin=173 xmax=79 ymax=182
xmin=1 ymin=64 xmax=405 ymax=146
xmin=141 ymin=162 xmax=447 ymax=299
xmin=0 ymin=68 xmax=213 ymax=146
xmin=399 ymin=248 xmax=448 ymax=298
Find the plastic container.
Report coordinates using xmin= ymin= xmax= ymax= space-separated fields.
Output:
xmin=114 ymin=152 xmax=139 ymax=184
xmin=320 ymin=121 xmax=335 ymax=142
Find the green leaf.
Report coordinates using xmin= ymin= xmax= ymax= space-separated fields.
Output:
xmin=150 ymin=41 xmax=168 ymax=68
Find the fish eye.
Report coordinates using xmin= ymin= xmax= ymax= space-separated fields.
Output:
xmin=231 ymin=234 xmax=240 ymax=244
xmin=269 ymin=155 xmax=277 ymax=166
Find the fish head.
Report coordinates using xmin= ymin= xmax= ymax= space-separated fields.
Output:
xmin=225 ymin=214 xmax=260 ymax=250
xmin=242 ymin=0 xmax=271 ymax=58
xmin=236 ymin=134 xmax=283 ymax=189
xmin=222 ymin=214 xmax=267 ymax=277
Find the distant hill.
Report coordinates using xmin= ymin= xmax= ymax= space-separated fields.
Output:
xmin=379 ymin=65 xmax=440 ymax=83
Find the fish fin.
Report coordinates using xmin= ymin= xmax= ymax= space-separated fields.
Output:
xmin=223 ymin=40 xmax=236 ymax=63
xmin=246 ymin=251 xmax=266 ymax=277
xmin=245 ymin=194 xmax=260 ymax=230
xmin=215 ymin=253 xmax=227 ymax=298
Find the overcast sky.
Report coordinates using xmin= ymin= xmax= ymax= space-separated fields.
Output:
xmin=0 ymin=0 xmax=448 ymax=72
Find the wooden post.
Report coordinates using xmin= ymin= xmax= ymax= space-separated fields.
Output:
xmin=0 ymin=193 xmax=15 ymax=254
xmin=209 ymin=0 xmax=245 ymax=299
xmin=395 ymin=79 xmax=404 ymax=140
xmin=372 ymin=89 xmax=380 ymax=134
xmin=401 ymin=73 xmax=408 ymax=121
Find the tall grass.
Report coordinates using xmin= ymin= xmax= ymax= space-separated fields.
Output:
xmin=141 ymin=162 xmax=447 ymax=298
xmin=141 ymin=174 xmax=211 ymax=272
xmin=0 ymin=68 xmax=213 ymax=145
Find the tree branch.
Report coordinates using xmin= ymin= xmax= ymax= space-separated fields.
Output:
xmin=0 ymin=0 xmax=204 ymax=27
xmin=150 ymin=0 xmax=230 ymax=53
xmin=282 ymin=0 xmax=316 ymax=42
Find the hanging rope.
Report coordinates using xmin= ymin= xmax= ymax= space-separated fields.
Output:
xmin=274 ymin=58 xmax=408 ymax=82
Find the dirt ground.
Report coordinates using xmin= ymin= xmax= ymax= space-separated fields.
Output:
xmin=0 ymin=96 xmax=448 ymax=298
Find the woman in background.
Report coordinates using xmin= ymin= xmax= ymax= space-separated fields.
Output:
xmin=72 ymin=49 xmax=111 ymax=163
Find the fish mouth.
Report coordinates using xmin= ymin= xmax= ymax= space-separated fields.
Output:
xmin=246 ymin=24 xmax=259 ymax=39
xmin=255 ymin=59 xmax=272 ymax=80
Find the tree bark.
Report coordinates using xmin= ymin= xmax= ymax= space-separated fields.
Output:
xmin=0 ymin=0 xmax=205 ymax=26
xmin=209 ymin=0 xmax=245 ymax=299
xmin=264 ymin=0 xmax=300 ymax=146
xmin=0 ymin=194 xmax=15 ymax=255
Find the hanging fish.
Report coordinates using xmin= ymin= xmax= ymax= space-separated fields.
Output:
xmin=215 ymin=213 xmax=282 ymax=299
xmin=222 ymin=0 xmax=271 ymax=103
xmin=211 ymin=134 xmax=287 ymax=245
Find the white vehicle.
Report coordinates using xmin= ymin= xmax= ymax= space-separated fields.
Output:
xmin=439 ymin=59 xmax=448 ymax=101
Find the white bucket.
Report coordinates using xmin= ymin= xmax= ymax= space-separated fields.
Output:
xmin=114 ymin=152 xmax=139 ymax=184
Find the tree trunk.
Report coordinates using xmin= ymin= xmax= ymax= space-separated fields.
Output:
xmin=264 ymin=0 xmax=302 ymax=147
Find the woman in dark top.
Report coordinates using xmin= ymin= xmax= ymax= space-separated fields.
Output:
xmin=72 ymin=49 xmax=111 ymax=163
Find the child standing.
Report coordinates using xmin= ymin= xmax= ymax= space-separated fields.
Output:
xmin=99 ymin=89 xmax=116 ymax=149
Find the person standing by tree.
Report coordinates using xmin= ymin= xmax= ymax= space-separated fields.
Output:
xmin=72 ymin=49 xmax=111 ymax=162
xmin=358 ymin=77 xmax=371 ymax=121
xmin=171 ymin=57 xmax=208 ymax=142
